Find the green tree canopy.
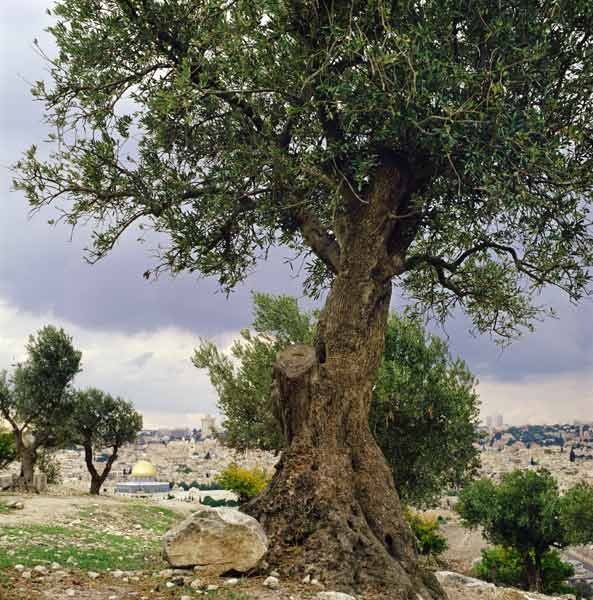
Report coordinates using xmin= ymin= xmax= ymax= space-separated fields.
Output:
xmin=0 ymin=325 xmax=82 ymax=487
xmin=69 ymin=388 xmax=143 ymax=494
xmin=194 ymin=292 xmax=480 ymax=506
xmin=14 ymin=1 xmax=593 ymax=335
xmin=456 ymin=469 xmax=593 ymax=591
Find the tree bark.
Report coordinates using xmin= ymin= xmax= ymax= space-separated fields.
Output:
xmin=14 ymin=431 xmax=36 ymax=491
xmin=524 ymin=553 xmax=543 ymax=592
xmin=245 ymin=162 xmax=443 ymax=598
xmin=84 ymin=441 xmax=118 ymax=495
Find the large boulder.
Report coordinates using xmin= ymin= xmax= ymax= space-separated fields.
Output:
xmin=163 ymin=507 xmax=268 ymax=575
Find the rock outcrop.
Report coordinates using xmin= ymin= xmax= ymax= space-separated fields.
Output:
xmin=163 ymin=507 xmax=267 ymax=575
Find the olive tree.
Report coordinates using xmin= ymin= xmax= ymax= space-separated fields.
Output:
xmin=69 ymin=388 xmax=143 ymax=495
xmin=457 ymin=470 xmax=593 ymax=592
xmin=0 ymin=326 xmax=81 ymax=488
xmin=13 ymin=1 xmax=593 ymax=595
xmin=194 ymin=292 xmax=480 ymax=506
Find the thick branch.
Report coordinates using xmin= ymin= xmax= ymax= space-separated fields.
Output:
xmin=405 ymin=241 xmax=550 ymax=287
xmin=290 ymin=206 xmax=341 ymax=273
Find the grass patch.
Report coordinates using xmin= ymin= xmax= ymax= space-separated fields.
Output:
xmin=0 ymin=502 xmax=10 ymax=514
xmin=0 ymin=522 xmax=165 ymax=571
xmin=124 ymin=503 xmax=182 ymax=534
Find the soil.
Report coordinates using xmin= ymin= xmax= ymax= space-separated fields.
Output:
xmin=0 ymin=492 xmax=195 ymax=526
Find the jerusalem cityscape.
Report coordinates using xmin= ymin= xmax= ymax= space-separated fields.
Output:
xmin=1 ymin=1 xmax=593 ymax=600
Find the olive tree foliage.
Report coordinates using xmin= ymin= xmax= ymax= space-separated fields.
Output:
xmin=194 ymin=292 xmax=480 ymax=506
xmin=0 ymin=430 xmax=17 ymax=471
xmin=0 ymin=326 xmax=82 ymax=485
xmin=456 ymin=470 xmax=593 ymax=591
xmin=193 ymin=292 xmax=316 ymax=452
xmin=13 ymin=0 xmax=593 ymax=338
xmin=68 ymin=388 xmax=143 ymax=494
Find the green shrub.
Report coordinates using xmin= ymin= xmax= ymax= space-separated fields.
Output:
xmin=215 ymin=464 xmax=270 ymax=503
xmin=0 ymin=430 xmax=16 ymax=470
xmin=36 ymin=449 xmax=62 ymax=484
xmin=405 ymin=510 xmax=448 ymax=557
xmin=473 ymin=546 xmax=575 ymax=594
xmin=200 ymin=495 xmax=239 ymax=508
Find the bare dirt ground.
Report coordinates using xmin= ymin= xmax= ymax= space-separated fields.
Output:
xmin=0 ymin=492 xmax=196 ymax=527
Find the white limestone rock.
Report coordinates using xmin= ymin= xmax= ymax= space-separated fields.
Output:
xmin=264 ymin=576 xmax=280 ymax=589
xmin=314 ymin=593 xmax=356 ymax=600
xmin=435 ymin=570 xmax=496 ymax=590
xmin=162 ymin=507 xmax=267 ymax=576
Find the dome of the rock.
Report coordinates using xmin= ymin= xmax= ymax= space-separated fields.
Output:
xmin=131 ymin=460 xmax=157 ymax=479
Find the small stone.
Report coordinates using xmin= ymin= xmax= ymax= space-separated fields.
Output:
xmin=264 ymin=576 xmax=280 ymax=590
xmin=66 ymin=556 xmax=77 ymax=564
xmin=311 ymin=578 xmax=324 ymax=588
xmin=51 ymin=562 xmax=61 ymax=570
xmin=21 ymin=571 xmax=32 ymax=580
xmin=302 ymin=574 xmax=311 ymax=584
xmin=165 ymin=582 xmax=176 ymax=589
xmin=112 ymin=570 xmax=124 ymax=578
xmin=14 ymin=564 xmax=25 ymax=572
xmin=159 ymin=569 xmax=174 ymax=578
xmin=270 ymin=570 xmax=280 ymax=577
xmin=206 ymin=584 xmax=219 ymax=591
xmin=33 ymin=565 xmax=48 ymax=575
xmin=134 ymin=524 xmax=142 ymax=529
xmin=190 ymin=579 xmax=202 ymax=589
xmin=53 ymin=571 xmax=68 ymax=579
xmin=224 ymin=578 xmax=239 ymax=587
xmin=65 ymin=590 xmax=76 ymax=598
xmin=88 ymin=571 xmax=100 ymax=579
xmin=314 ymin=593 xmax=356 ymax=600
xmin=7 ymin=500 xmax=24 ymax=510
xmin=108 ymin=596 xmax=118 ymax=600
xmin=181 ymin=596 xmax=192 ymax=600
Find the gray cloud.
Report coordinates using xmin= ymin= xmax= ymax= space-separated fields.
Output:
xmin=0 ymin=0 xmax=591 ymax=425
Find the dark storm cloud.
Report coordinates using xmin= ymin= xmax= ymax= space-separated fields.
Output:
xmin=0 ymin=0 xmax=591 ymax=416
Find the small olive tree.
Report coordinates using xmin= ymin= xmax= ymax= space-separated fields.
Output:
xmin=0 ymin=326 xmax=81 ymax=488
xmin=69 ymin=388 xmax=143 ymax=494
xmin=457 ymin=470 xmax=593 ymax=592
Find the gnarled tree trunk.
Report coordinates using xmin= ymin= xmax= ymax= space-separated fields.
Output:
xmin=84 ymin=441 xmax=118 ymax=495
xmin=245 ymin=162 xmax=444 ymax=599
xmin=13 ymin=431 xmax=37 ymax=491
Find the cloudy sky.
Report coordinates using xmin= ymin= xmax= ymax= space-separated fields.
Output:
xmin=1 ymin=1 xmax=591 ymax=428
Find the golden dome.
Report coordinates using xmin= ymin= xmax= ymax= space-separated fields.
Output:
xmin=131 ymin=460 xmax=157 ymax=479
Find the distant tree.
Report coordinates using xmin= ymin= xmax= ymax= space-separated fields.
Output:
xmin=0 ymin=326 xmax=81 ymax=488
xmin=0 ymin=429 xmax=16 ymax=471
xmin=195 ymin=292 xmax=480 ymax=506
xmin=457 ymin=470 xmax=593 ymax=591
xmin=69 ymin=388 xmax=143 ymax=495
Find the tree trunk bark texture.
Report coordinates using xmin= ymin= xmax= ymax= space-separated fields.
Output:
xmin=245 ymin=165 xmax=443 ymax=599
xmin=14 ymin=432 xmax=36 ymax=491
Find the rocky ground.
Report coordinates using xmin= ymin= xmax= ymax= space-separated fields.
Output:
xmin=0 ymin=492 xmax=577 ymax=600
